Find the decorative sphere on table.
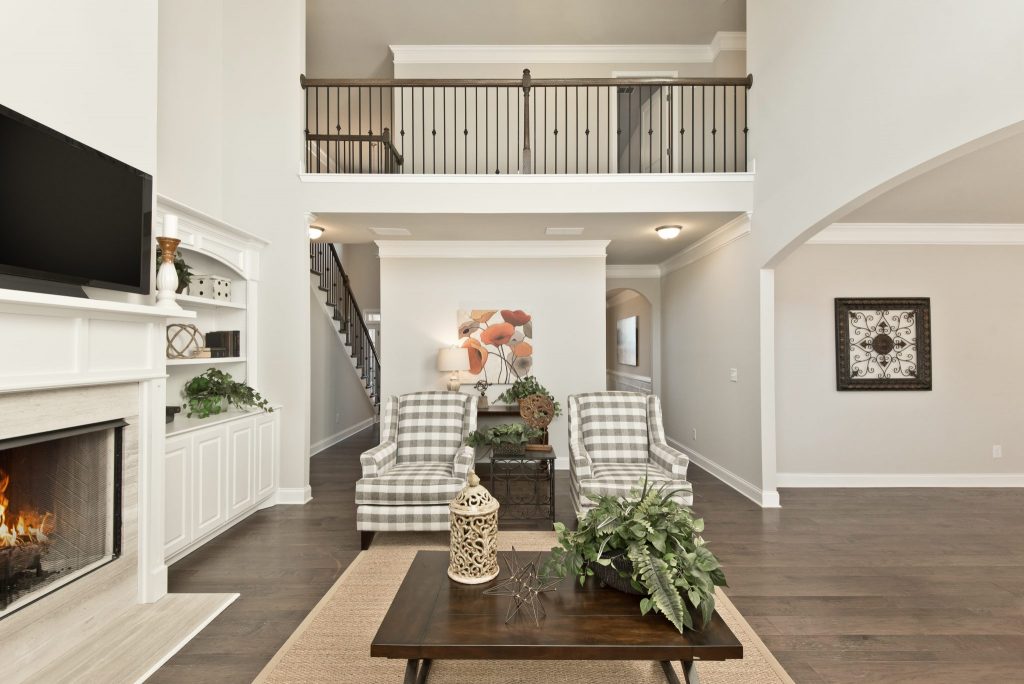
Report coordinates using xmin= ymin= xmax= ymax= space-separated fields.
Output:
xmin=448 ymin=470 xmax=500 ymax=584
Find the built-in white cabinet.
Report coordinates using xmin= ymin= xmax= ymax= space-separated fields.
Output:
xmin=163 ymin=409 xmax=281 ymax=563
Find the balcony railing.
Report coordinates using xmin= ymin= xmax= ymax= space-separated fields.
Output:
xmin=301 ymin=70 xmax=751 ymax=175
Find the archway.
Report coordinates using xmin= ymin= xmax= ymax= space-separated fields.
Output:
xmin=606 ymin=287 xmax=655 ymax=394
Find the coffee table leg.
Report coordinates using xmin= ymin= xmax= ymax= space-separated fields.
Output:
xmin=403 ymin=660 xmax=418 ymax=684
xmin=416 ymin=659 xmax=432 ymax=683
xmin=659 ymin=661 xmax=699 ymax=684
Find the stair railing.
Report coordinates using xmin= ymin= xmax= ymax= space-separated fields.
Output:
xmin=310 ymin=241 xmax=381 ymax=405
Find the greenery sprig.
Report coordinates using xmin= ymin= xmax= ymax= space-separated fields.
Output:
xmin=542 ymin=477 xmax=726 ymax=633
xmin=465 ymin=422 xmax=543 ymax=448
xmin=183 ymin=368 xmax=272 ymax=419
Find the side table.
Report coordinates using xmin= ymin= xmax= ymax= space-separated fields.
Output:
xmin=487 ymin=447 xmax=555 ymax=523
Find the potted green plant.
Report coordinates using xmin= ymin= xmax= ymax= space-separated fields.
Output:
xmin=183 ymin=368 xmax=273 ymax=419
xmin=543 ymin=479 xmax=726 ymax=633
xmin=466 ymin=423 xmax=544 ymax=456
xmin=496 ymin=376 xmax=562 ymax=417
xmin=156 ymin=247 xmax=193 ymax=294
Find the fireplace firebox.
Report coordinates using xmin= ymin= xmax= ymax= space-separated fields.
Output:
xmin=0 ymin=419 xmax=124 ymax=619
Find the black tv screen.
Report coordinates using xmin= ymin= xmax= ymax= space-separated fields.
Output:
xmin=0 ymin=103 xmax=152 ymax=295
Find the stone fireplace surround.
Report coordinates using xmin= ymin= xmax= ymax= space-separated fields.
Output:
xmin=0 ymin=291 xmax=236 ymax=682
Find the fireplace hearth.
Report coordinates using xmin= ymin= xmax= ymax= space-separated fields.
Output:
xmin=0 ymin=420 xmax=123 ymax=619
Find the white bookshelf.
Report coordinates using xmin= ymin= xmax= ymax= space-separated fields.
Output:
xmin=155 ymin=195 xmax=282 ymax=565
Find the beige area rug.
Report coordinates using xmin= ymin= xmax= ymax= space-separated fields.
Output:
xmin=256 ymin=532 xmax=793 ymax=684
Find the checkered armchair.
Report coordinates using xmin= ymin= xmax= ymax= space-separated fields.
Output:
xmin=355 ymin=391 xmax=477 ymax=546
xmin=567 ymin=391 xmax=692 ymax=516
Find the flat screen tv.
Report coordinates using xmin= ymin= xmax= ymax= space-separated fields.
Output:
xmin=0 ymin=103 xmax=152 ymax=297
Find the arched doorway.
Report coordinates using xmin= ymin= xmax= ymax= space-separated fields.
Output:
xmin=606 ymin=287 xmax=654 ymax=393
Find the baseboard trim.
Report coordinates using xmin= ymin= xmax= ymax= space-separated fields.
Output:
xmin=274 ymin=485 xmax=313 ymax=505
xmin=668 ymin=437 xmax=781 ymax=508
xmin=310 ymin=417 xmax=376 ymax=456
xmin=777 ymin=472 xmax=1024 ymax=488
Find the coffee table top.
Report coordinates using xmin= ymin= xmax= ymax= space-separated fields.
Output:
xmin=371 ymin=551 xmax=743 ymax=662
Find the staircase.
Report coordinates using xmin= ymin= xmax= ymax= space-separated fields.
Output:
xmin=310 ymin=241 xmax=381 ymax=409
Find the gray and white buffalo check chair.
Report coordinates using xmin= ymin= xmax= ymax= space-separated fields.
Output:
xmin=356 ymin=391 xmax=478 ymax=549
xmin=568 ymin=391 xmax=692 ymax=516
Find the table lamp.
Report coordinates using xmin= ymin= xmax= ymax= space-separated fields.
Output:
xmin=437 ymin=347 xmax=470 ymax=391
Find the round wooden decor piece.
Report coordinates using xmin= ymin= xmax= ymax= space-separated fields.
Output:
xmin=166 ymin=323 xmax=205 ymax=359
xmin=520 ymin=393 xmax=555 ymax=429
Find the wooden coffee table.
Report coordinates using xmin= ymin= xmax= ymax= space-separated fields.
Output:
xmin=371 ymin=551 xmax=743 ymax=683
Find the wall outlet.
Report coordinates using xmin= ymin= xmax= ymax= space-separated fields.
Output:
xmin=993 ymin=444 xmax=1003 ymax=459
xmin=729 ymin=368 xmax=738 ymax=383
xmin=691 ymin=428 xmax=697 ymax=441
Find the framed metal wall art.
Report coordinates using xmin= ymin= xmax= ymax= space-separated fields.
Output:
xmin=834 ymin=298 xmax=931 ymax=391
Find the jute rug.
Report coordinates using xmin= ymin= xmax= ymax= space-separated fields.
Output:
xmin=256 ymin=532 xmax=793 ymax=683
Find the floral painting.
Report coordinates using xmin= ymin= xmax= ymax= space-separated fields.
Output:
xmin=457 ymin=308 xmax=534 ymax=384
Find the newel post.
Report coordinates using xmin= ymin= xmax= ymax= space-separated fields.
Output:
xmin=521 ymin=68 xmax=532 ymax=174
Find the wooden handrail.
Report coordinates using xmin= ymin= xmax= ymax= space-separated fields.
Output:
xmin=301 ymin=74 xmax=753 ymax=89
xmin=328 ymin=245 xmax=380 ymax=369
xmin=306 ymin=129 xmax=404 ymax=167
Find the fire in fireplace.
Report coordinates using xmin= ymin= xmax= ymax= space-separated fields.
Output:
xmin=0 ymin=419 xmax=123 ymax=619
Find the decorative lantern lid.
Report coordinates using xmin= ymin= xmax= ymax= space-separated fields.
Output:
xmin=449 ymin=471 xmax=500 ymax=516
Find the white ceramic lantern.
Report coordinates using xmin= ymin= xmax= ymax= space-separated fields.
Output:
xmin=448 ymin=470 xmax=500 ymax=584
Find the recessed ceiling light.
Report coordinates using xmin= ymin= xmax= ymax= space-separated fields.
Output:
xmin=308 ymin=225 xmax=325 ymax=240
xmin=545 ymin=227 xmax=585 ymax=236
xmin=369 ymin=227 xmax=412 ymax=236
xmin=656 ymin=225 xmax=682 ymax=240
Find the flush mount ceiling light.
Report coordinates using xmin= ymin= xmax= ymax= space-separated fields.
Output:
xmin=655 ymin=225 xmax=682 ymax=240
xmin=308 ymin=225 xmax=325 ymax=240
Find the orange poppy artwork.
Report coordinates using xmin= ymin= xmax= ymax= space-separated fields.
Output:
xmin=457 ymin=308 xmax=534 ymax=384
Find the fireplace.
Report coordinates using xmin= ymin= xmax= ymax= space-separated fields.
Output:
xmin=0 ymin=419 xmax=123 ymax=619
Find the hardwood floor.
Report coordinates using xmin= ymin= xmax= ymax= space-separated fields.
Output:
xmin=152 ymin=426 xmax=1024 ymax=683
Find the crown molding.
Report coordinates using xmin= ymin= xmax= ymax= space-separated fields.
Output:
xmin=807 ymin=223 xmax=1024 ymax=246
xmin=390 ymin=32 xmax=746 ymax=65
xmin=606 ymin=264 xmax=661 ymax=279
xmin=659 ymin=213 xmax=752 ymax=274
xmin=375 ymin=240 xmax=610 ymax=259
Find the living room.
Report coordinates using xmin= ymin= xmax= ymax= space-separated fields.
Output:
xmin=2 ymin=1 xmax=1023 ymax=682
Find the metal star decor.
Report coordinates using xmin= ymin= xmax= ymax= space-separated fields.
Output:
xmin=483 ymin=547 xmax=560 ymax=626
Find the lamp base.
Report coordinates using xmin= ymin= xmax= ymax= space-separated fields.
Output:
xmin=446 ymin=373 xmax=461 ymax=392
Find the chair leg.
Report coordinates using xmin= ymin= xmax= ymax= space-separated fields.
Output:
xmin=360 ymin=531 xmax=375 ymax=550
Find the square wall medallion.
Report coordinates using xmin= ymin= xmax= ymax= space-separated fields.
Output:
xmin=834 ymin=298 xmax=932 ymax=391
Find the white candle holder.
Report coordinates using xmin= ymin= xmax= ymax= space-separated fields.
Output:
xmin=155 ymin=236 xmax=182 ymax=310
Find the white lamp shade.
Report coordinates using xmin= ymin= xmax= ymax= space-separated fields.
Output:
xmin=437 ymin=347 xmax=470 ymax=372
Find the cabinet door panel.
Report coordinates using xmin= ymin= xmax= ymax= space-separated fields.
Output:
xmin=164 ymin=434 xmax=191 ymax=557
xmin=228 ymin=421 xmax=255 ymax=516
xmin=191 ymin=427 xmax=227 ymax=539
xmin=255 ymin=413 xmax=277 ymax=500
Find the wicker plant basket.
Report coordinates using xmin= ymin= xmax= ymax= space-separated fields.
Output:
xmin=493 ymin=442 xmax=527 ymax=457
xmin=592 ymin=552 xmax=645 ymax=595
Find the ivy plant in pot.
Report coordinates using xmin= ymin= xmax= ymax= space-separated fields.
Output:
xmin=183 ymin=368 xmax=273 ymax=419
xmin=496 ymin=376 xmax=562 ymax=417
xmin=542 ymin=478 xmax=726 ymax=633
xmin=466 ymin=423 xmax=544 ymax=457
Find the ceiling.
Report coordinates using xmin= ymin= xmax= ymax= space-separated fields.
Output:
xmin=306 ymin=0 xmax=745 ymax=78
xmin=314 ymin=212 xmax=742 ymax=265
xmin=842 ymin=130 xmax=1024 ymax=224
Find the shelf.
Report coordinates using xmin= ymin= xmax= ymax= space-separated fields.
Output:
xmin=166 ymin=356 xmax=247 ymax=367
xmin=174 ymin=294 xmax=246 ymax=310
xmin=166 ymin=404 xmax=281 ymax=437
xmin=478 ymin=405 xmax=522 ymax=416
xmin=0 ymin=288 xmax=196 ymax=320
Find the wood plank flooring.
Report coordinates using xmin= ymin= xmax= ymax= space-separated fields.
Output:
xmin=152 ymin=426 xmax=1024 ymax=683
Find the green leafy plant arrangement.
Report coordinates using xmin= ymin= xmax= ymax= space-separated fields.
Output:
xmin=496 ymin=376 xmax=562 ymax=417
xmin=465 ymin=423 xmax=544 ymax=449
xmin=183 ymin=368 xmax=272 ymax=419
xmin=155 ymin=247 xmax=193 ymax=292
xmin=542 ymin=478 xmax=726 ymax=633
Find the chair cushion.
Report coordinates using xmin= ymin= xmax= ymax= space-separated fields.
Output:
xmin=578 ymin=462 xmax=693 ymax=507
xmin=396 ymin=392 xmax=471 ymax=464
xmin=355 ymin=462 xmax=463 ymax=505
xmin=575 ymin=392 xmax=650 ymax=463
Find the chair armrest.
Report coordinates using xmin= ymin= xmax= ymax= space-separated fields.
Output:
xmin=570 ymin=439 xmax=593 ymax=479
xmin=360 ymin=440 xmax=397 ymax=478
xmin=453 ymin=444 xmax=475 ymax=479
xmin=649 ymin=442 xmax=689 ymax=478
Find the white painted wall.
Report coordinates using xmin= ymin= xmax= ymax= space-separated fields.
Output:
xmin=748 ymin=1 xmax=1024 ymax=265
xmin=157 ymin=0 xmax=224 ymax=218
xmin=660 ymin=228 xmax=764 ymax=495
xmin=607 ymin=275 xmax=661 ymax=396
xmin=378 ymin=244 xmax=607 ymax=467
xmin=606 ymin=291 xmax=653 ymax=379
xmin=309 ymin=288 xmax=375 ymax=452
xmin=0 ymin=1 xmax=158 ymax=174
xmin=339 ymin=242 xmax=381 ymax=310
xmin=776 ymin=244 xmax=1024 ymax=483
